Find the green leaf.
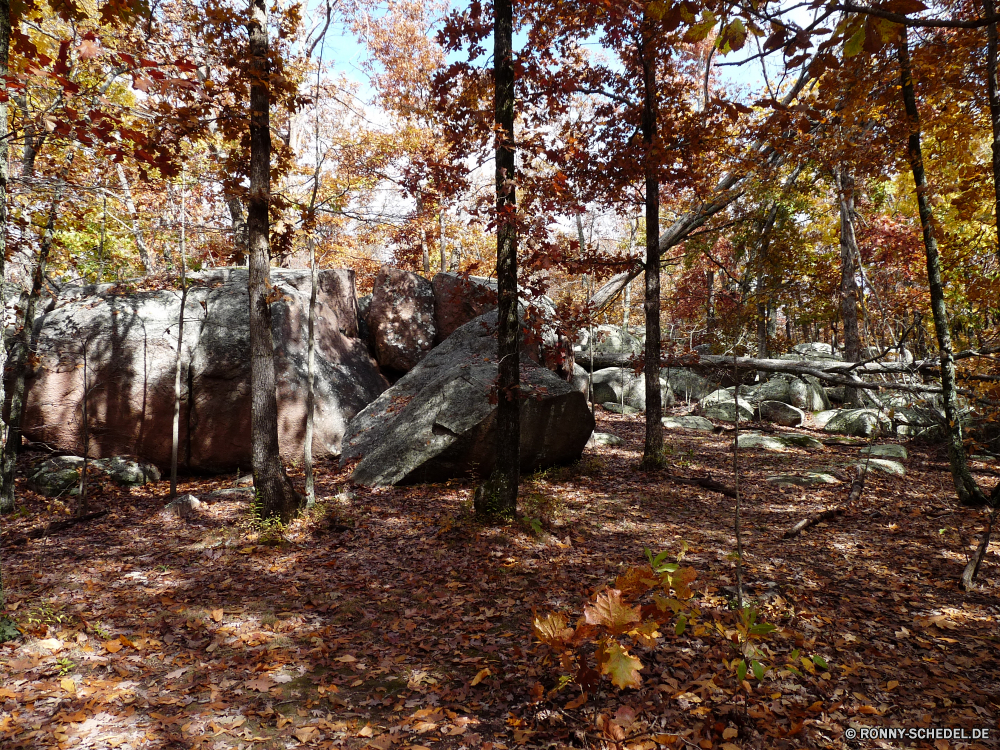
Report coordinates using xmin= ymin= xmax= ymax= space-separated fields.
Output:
xmin=736 ymin=659 xmax=747 ymax=683
xmin=751 ymin=660 xmax=765 ymax=681
xmin=813 ymin=655 xmax=829 ymax=670
xmin=599 ymin=641 xmax=643 ymax=689
xmin=0 ymin=617 xmax=21 ymax=644
xmin=844 ymin=27 xmax=865 ymax=57
xmin=675 ymin=614 xmax=687 ymax=636
xmin=749 ymin=623 xmax=776 ymax=636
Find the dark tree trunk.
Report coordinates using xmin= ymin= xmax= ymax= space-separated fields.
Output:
xmin=474 ymin=0 xmax=519 ymax=517
xmin=705 ymin=269 xmax=715 ymax=334
xmin=639 ymin=11 xmax=663 ymax=469
xmin=896 ymin=31 xmax=986 ymax=507
xmin=837 ymin=167 xmax=863 ymax=406
xmin=247 ymin=0 xmax=301 ymax=522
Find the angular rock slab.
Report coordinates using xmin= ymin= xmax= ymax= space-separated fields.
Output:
xmin=662 ymin=368 xmax=716 ymax=402
xmin=662 ymin=415 xmax=714 ymax=432
xmin=767 ymin=472 xmax=841 ymax=488
xmin=21 ymin=268 xmax=388 ymax=472
xmin=856 ymin=458 xmax=906 ymax=477
xmin=601 ymin=402 xmax=641 ymax=415
xmin=342 ymin=312 xmax=594 ymax=486
xmin=587 ymin=432 xmax=624 ymax=448
xmin=860 ymin=444 xmax=908 ymax=459
xmin=367 ymin=267 xmax=437 ymax=372
xmin=738 ymin=433 xmax=793 ymax=452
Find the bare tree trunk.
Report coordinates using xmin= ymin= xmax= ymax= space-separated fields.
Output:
xmin=116 ymin=163 xmax=154 ymax=275
xmin=0 ymin=0 xmax=9 ymax=619
xmin=896 ymin=31 xmax=986 ymax=507
xmin=474 ymin=0 xmax=519 ymax=517
xmin=705 ymin=269 xmax=715 ymax=334
xmin=77 ymin=342 xmax=90 ymax=515
xmin=837 ymin=167 xmax=863 ymax=406
xmin=170 ymin=174 xmax=188 ymax=500
xmin=247 ymin=0 xmax=301 ymax=522
xmin=439 ymin=210 xmax=447 ymax=272
xmin=304 ymin=237 xmax=317 ymax=508
xmin=0 ymin=155 xmax=72 ymax=513
xmin=639 ymin=12 xmax=663 ymax=470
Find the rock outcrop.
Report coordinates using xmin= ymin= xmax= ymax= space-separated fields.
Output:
xmin=19 ymin=268 xmax=388 ymax=473
xmin=590 ymin=368 xmax=674 ymax=412
xmin=342 ymin=312 xmax=594 ymax=486
xmin=367 ymin=267 xmax=437 ymax=372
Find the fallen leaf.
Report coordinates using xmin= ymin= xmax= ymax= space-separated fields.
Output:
xmin=210 ymin=609 xmax=223 ymax=622
xmin=357 ymin=726 xmax=375 ymax=737
xmin=335 ymin=654 xmax=358 ymax=663
xmin=294 ymin=726 xmax=317 ymax=743
xmin=471 ymin=667 xmax=491 ymax=686
xmin=60 ymin=678 xmax=76 ymax=694
xmin=245 ymin=677 xmax=274 ymax=692
xmin=723 ymin=727 xmax=738 ymax=739
xmin=104 ymin=640 xmax=123 ymax=653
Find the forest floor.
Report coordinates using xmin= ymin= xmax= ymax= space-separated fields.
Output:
xmin=1 ymin=410 xmax=1000 ymax=750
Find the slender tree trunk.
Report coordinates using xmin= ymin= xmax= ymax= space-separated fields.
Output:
xmin=639 ymin=13 xmax=663 ymax=469
xmin=116 ymin=163 xmax=154 ymax=275
xmin=986 ymin=0 xmax=1000 ymax=266
xmin=77 ymin=344 xmax=90 ymax=515
xmin=705 ymin=269 xmax=715 ymax=334
xmin=474 ymin=0 xmax=518 ymax=516
xmin=439 ymin=211 xmax=447 ymax=272
xmin=247 ymin=0 xmax=300 ymax=522
xmin=837 ymin=167 xmax=863 ymax=405
xmin=896 ymin=31 xmax=986 ymax=507
xmin=170 ymin=174 xmax=188 ymax=500
xmin=0 ymin=0 xmax=9 ymax=618
xmin=0 ymin=156 xmax=72 ymax=513
xmin=304 ymin=237 xmax=317 ymax=508
xmin=755 ymin=273 xmax=768 ymax=358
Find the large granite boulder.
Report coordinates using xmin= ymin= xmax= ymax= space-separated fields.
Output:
xmin=662 ymin=368 xmax=717 ymax=402
xmin=27 ymin=455 xmax=160 ymax=497
xmin=758 ymin=400 xmax=805 ymax=427
xmin=575 ymin=325 xmax=642 ymax=370
xmin=590 ymin=368 xmax=674 ymax=411
xmin=367 ymin=267 xmax=437 ymax=372
xmin=792 ymin=342 xmax=841 ymax=359
xmin=431 ymin=272 xmax=574 ymax=378
xmin=18 ymin=269 xmax=388 ymax=473
xmin=823 ymin=408 xmax=891 ymax=438
xmin=342 ymin=312 xmax=594 ymax=486
xmin=698 ymin=389 xmax=754 ymax=422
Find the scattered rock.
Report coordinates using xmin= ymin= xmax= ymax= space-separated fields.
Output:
xmin=601 ymin=402 xmax=641 ymax=415
xmin=860 ymin=444 xmax=908 ymax=459
xmin=27 ymin=455 xmax=160 ymax=497
xmin=856 ymin=458 xmax=906 ymax=477
xmin=813 ymin=410 xmax=839 ymax=429
xmin=697 ymin=389 xmax=754 ymax=423
xmin=738 ymin=433 xmax=792 ymax=452
xmin=766 ymin=472 xmax=841 ymax=488
xmin=792 ymin=342 xmax=841 ymax=359
xmin=788 ymin=376 xmax=831 ymax=411
xmin=570 ymin=363 xmax=590 ymax=395
xmin=759 ymin=400 xmax=805 ymax=427
xmin=342 ymin=312 xmax=594 ymax=486
xmin=662 ymin=368 xmax=717 ymax=402
xmin=781 ymin=434 xmax=825 ymax=449
xmin=662 ymin=415 xmax=714 ymax=432
xmin=367 ymin=267 xmax=437 ymax=372
xmin=590 ymin=368 xmax=673 ymax=411
xmin=822 ymin=409 xmax=891 ymax=438
xmin=162 ymin=494 xmax=202 ymax=518
xmin=587 ymin=432 xmax=624 ymax=448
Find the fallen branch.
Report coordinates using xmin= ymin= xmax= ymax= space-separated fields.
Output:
xmin=665 ymin=472 xmax=737 ymax=498
xmin=961 ymin=496 xmax=1000 ymax=590
xmin=4 ymin=510 xmax=108 ymax=546
xmin=784 ymin=469 xmax=867 ymax=538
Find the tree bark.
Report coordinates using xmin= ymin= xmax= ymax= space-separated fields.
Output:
xmin=639 ymin=10 xmax=664 ymax=469
xmin=170 ymin=175 xmax=188 ymax=500
xmin=247 ymin=0 xmax=301 ymax=522
xmin=304 ymin=237 xmax=317 ymax=508
xmin=115 ymin=163 xmax=154 ymax=275
xmin=0 ymin=155 xmax=72 ymax=513
xmin=837 ymin=167 xmax=863 ymax=406
xmin=474 ymin=0 xmax=519 ymax=517
xmin=896 ymin=31 xmax=986 ymax=507
xmin=1 ymin=0 xmax=10 ymax=619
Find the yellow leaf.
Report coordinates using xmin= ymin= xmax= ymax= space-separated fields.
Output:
xmin=722 ymin=744 xmax=741 ymax=750
xmin=60 ymin=678 xmax=76 ymax=694
xmin=471 ymin=667 xmax=491 ymax=686
xmin=211 ymin=609 xmax=223 ymax=622
xmin=723 ymin=727 xmax=738 ymax=739
xmin=598 ymin=641 xmax=642 ymax=689
xmin=335 ymin=654 xmax=357 ymax=663
xmin=887 ymin=680 xmax=899 ymax=690
xmin=357 ymin=726 xmax=375 ymax=737
xmin=533 ymin=613 xmax=572 ymax=647
xmin=104 ymin=640 xmax=123 ymax=653
xmin=565 ymin=692 xmax=588 ymax=710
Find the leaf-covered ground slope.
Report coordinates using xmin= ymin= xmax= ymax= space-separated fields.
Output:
xmin=1 ymin=411 xmax=999 ymax=749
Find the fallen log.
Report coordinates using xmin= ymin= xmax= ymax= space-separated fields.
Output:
xmin=664 ymin=472 xmax=737 ymax=498
xmin=784 ymin=468 xmax=867 ymax=539
xmin=4 ymin=510 xmax=108 ymax=546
